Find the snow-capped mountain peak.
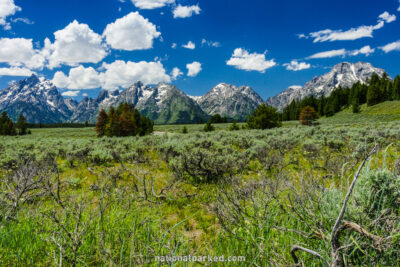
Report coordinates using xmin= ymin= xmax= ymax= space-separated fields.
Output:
xmin=0 ymin=74 xmax=76 ymax=123
xmin=198 ymin=83 xmax=264 ymax=120
xmin=266 ymin=62 xmax=387 ymax=110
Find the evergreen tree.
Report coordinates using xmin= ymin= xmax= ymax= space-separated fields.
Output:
xmin=7 ymin=120 xmax=16 ymax=135
xmin=299 ymin=106 xmax=319 ymax=126
xmin=385 ymin=82 xmax=393 ymax=101
xmin=0 ymin=111 xmax=16 ymax=136
xmin=107 ymin=112 xmax=121 ymax=137
xmin=352 ymin=95 xmax=360 ymax=114
xmin=95 ymin=109 xmax=109 ymax=137
xmin=95 ymin=103 xmax=153 ymax=137
xmin=247 ymin=104 xmax=281 ymax=129
xmin=16 ymin=115 xmax=28 ymax=135
xmin=209 ymin=114 xmax=228 ymax=123
xmin=393 ymin=75 xmax=400 ymax=100
xmin=318 ymin=95 xmax=326 ymax=116
xmin=367 ymin=84 xmax=380 ymax=106
xmin=119 ymin=103 xmax=136 ymax=136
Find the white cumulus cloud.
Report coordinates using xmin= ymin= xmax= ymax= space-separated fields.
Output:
xmin=61 ymin=90 xmax=80 ymax=97
xmin=52 ymin=65 xmax=101 ymax=90
xmin=0 ymin=66 xmax=34 ymax=76
xmin=99 ymin=60 xmax=170 ymax=90
xmin=186 ymin=61 xmax=202 ymax=77
xmin=53 ymin=60 xmax=170 ymax=90
xmin=171 ymin=67 xmax=183 ymax=80
xmin=0 ymin=0 xmax=21 ymax=29
xmin=380 ymin=40 xmax=400 ymax=53
xmin=0 ymin=38 xmax=45 ymax=69
xmin=173 ymin=4 xmax=201 ymax=19
xmin=130 ymin=0 xmax=174 ymax=9
xmin=226 ymin=48 xmax=276 ymax=73
xmin=284 ymin=60 xmax=311 ymax=71
xmin=379 ymin=11 xmax=397 ymax=23
xmin=302 ymin=12 xmax=395 ymax=42
xmin=44 ymin=20 xmax=107 ymax=69
xmin=103 ymin=12 xmax=161 ymax=51
xmin=182 ymin=41 xmax=195 ymax=50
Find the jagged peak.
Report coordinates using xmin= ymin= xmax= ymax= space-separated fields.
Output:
xmin=156 ymin=82 xmax=174 ymax=88
xmin=212 ymin=83 xmax=254 ymax=92
xmin=215 ymin=82 xmax=230 ymax=87
xmin=96 ymin=90 xmax=110 ymax=102
xmin=21 ymin=74 xmax=40 ymax=86
xmin=332 ymin=61 xmax=376 ymax=72
xmin=134 ymin=81 xmax=144 ymax=88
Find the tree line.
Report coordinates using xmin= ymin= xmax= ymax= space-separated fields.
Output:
xmin=96 ymin=103 xmax=153 ymax=137
xmin=282 ymin=73 xmax=400 ymax=121
xmin=0 ymin=112 xmax=29 ymax=136
xmin=27 ymin=122 xmax=94 ymax=128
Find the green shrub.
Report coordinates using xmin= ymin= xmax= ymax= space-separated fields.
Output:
xmin=182 ymin=126 xmax=188 ymax=134
xmin=203 ymin=122 xmax=215 ymax=132
xmin=229 ymin=122 xmax=240 ymax=131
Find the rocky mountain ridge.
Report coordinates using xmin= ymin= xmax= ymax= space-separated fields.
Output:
xmin=266 ymin=62 xmax=387 ymax=110
xmin=0 ymin=62 xmax=388 ymax=123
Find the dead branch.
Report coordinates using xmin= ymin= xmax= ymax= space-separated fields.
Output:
xmin=290 ymin=245 xmax=328 ymax=266
xmin=337 ymin=221 xmax=392 ymax=252
xmin=330 ymin=144 xmax=377 ymax=266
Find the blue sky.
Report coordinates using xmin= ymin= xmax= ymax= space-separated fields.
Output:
xmin=0 ymin=0 xmax=400 ymax=100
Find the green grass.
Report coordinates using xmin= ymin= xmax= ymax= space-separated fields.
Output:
xmin=320 ymin=100 xmax=400 ymax=124
xmin=1 ymin=112 xmax=400 ymax=266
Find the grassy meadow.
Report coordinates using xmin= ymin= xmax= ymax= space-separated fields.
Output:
xmin=1 ymin=102 xmax=400 ymax=266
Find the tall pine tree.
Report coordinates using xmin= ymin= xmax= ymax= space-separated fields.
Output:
xmin=95 ymin=109 xmax=109 ymax=137
xmin=393 ymin=75 xmax=400 ymax=100
xmin=16 ymin=115 xmax=28 ymax=135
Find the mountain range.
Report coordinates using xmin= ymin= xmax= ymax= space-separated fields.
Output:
xmin=266 ymin=62 xmax=387 ymax=110
xmin=0 ymin=76 xmax=261 ymax=124
xmin=0 ymin=61 xmax=388 ymax=124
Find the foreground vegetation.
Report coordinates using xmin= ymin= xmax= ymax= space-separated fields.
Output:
xmin=0 ymin=112 xmax=400 ymax=266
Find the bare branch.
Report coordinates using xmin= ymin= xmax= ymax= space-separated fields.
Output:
xmin=290 ymin=245 xmax=327 ymax=266
xmin=331 ymin=144 xmax=376 ymax=243
xmin=330 ymin=143 xmax=377 ymax=266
